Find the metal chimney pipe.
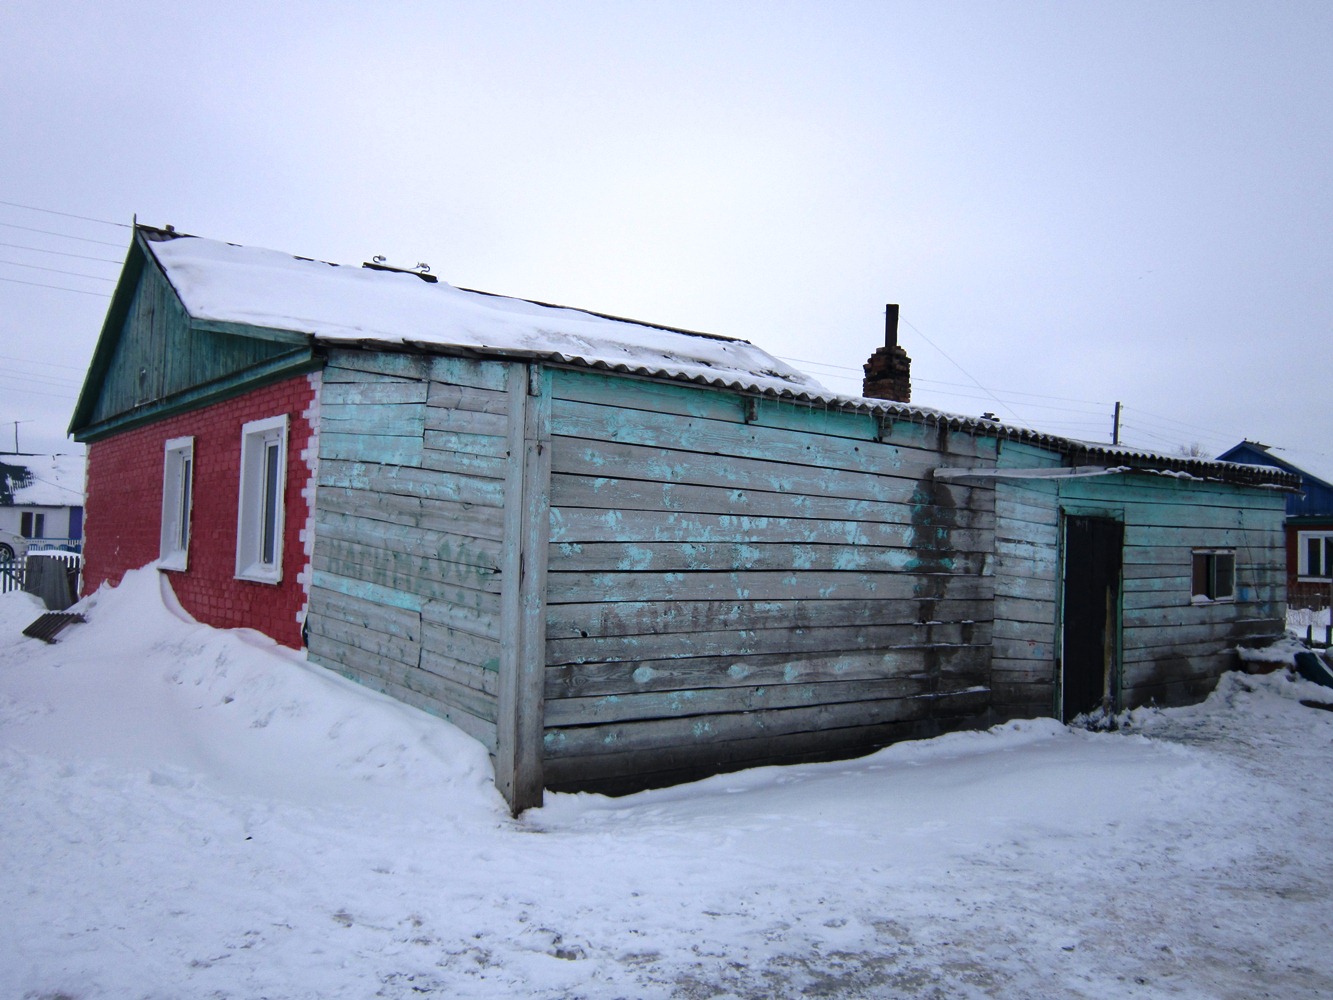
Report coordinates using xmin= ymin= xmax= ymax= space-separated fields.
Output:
xmin=885 ymin=304 xmax=900 ymax=350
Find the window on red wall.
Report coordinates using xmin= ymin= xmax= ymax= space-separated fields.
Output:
xmin=159 ymin=436 xmax=194 ymax=571
xmin=236 ymin=415 xmax=288 ymax=584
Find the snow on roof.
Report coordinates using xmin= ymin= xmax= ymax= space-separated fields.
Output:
xmin=0 ymin=453 xmax=86 ymax=507
xmin=147 ymin=234 xmax=827 ymax=398
xmin=139 ymin=231 xmax=1291 ymax=491
xmin=1234 ymin=443 xmax=1333 ymax=489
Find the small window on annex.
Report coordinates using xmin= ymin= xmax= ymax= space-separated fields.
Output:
xmin=1191 ymin=549 xmax=1236 ymax=603
xmin=159 ymin=436 xmax=195 ymax=571
xmin=235 ymin=415 xmax=288 ymax=584
xmin=19 ymin=511 xmax=45 ymax=539
xmin=1298 ymin=532 xmax=1333 ymax=580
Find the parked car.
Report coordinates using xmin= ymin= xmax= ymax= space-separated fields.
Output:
xmin=0 ymin=529 xmax=27 ymax=563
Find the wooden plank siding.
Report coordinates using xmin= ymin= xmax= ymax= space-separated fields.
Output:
xmin=992 ymin=439 xmax=1287 ymax=718
xmin=306 ymin=350 xmax=512 ymax=756
xmin=541 ymin=368 xmax=998 ymax=794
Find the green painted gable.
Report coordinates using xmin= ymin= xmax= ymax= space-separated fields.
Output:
xmin=69 ymin=229 xmax=319 ymax=442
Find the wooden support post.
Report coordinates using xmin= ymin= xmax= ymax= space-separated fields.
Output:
xmin=495 ymin=363 xmax=552 ymax=815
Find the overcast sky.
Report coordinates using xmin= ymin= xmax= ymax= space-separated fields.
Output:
xmin=2 ymin=1 xmax=1329 ymax=465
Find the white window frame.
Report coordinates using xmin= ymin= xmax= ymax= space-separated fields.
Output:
xmin=1191 ymin=548 xmax=1236 ymax=604
xmin=1298 ymin=531 xmax=1333 ymax=581
xmin=235 ymin=415 xmax=288 ymax=584
xmin=159 ymin=436 xmax=195 ymax=571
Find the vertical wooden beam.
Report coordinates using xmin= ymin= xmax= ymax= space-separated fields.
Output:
xmin=495 ymin=363 xmax=552 ymax=814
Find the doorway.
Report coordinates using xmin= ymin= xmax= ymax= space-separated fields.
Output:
xmin=1060 ymin=515 xmax=1123 ymax=723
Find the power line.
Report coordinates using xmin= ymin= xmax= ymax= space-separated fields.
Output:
xmin=0 ymin=199 xmax=129 ymax=228
xmin=0 ymin=258 xmax=116 ymax=282
xmin=0 ymin=275 xmax=110 ymax=296
xmin=0 ymin=354 xmax=90 ymax=372
xmin=0 ymin=241 xmax=122 ymax=264
xmin=0 ymin=221 xmax=125 ymax=247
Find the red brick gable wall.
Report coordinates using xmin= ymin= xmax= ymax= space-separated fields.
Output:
xmin=82 ymin=373 xmax=318 ymax=648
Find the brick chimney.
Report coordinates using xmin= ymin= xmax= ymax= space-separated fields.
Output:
xmin=862 ymin=304 xmax=911 ymax=403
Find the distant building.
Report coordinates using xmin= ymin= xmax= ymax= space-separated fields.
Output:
xmin=0 ymin=452 xmax=85 ymax=560
xmin=1216 ymin=441 xmax=1333 ymax=610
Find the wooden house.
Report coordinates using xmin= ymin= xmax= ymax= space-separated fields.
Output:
xmin=1217 ymin=441 xmax=1333 ymax=611
xmin=71 ymin=226 xmax=1296 ymax=813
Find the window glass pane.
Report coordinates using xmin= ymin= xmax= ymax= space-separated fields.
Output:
xmin=1191 ymin=552 xmax=1209 ymax=598
xmin=178 ymin=457 xmax=192 ymax=551
xmin=1213 ymin=553 xmax=1235 ymax=599
xmin=261 ymin=440 xmax=280 ymax=565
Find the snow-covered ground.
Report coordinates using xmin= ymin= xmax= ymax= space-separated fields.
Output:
xmin=3 ymin=572 xmax=1332 ymax=999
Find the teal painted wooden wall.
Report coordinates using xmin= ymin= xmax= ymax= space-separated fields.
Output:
xmin=540 ymin=367 xmax=999 ymax=793
xmin=88 ymin=259 xmax=299 ymax=428
xmin=306 ymin=349 xmax=510 ymax=754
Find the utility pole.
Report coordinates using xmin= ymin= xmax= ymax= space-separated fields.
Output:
xmin=12 ymin=420 xmax=29 ymax=453
xmin=1112 ymin=402 xmax=1121 ymax=446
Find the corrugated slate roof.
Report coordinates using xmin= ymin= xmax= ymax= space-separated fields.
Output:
xmin=135 ymin=227 xmax=1294 ymax=492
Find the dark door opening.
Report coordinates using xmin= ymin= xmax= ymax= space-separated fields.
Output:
xmin=1061 ymin=515 xmax=1123 ymax=723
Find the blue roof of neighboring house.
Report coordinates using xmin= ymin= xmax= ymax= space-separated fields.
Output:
xmin=1216 ymin=441 xmax=1333 ymax=518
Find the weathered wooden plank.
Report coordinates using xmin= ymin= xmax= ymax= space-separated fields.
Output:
xmin=325 ymin=349 xmax=435 ymax=383
xmin=546 ymin=596 xmax=989 ymax=640
xmin=549 ymin=366 xmax=1000 ymax=459
xmin=308 ymin=584 xmax=422 ymax=640
xmin=422 ymin=428 xmax=510 ymax=460
xmin=317 ymin=485 xmax=506 ymax=543
xmin=420 ymin=620 xmax=503 ymax=672
xmin=373 ymin=655 xmax=499 ymax=725
xmin=551 ymin=435 xmax=993 ymax=511
xmin=993 ymin=573 xmax=1058 ymax=601
xmin=311 ymin=569 xmax=424 ymax=612
xmin=494 ymin=363 xmax=552 ymax=814
xmin=418 ymin=647 xmax=499 ymax=697
xmin=315 ymin=508 xmax=502 ymax=567
xmin=426 ymin=381 xmax=510 ymax=414
xmin=322 ymin=399 xmax=427 ymax=432
xmin=546 ymin=394 xmax=997 ymax=482
xmin=323 ymin=379 xmax=429 ymax=405
xmin=1122 ymin=619 xmax=1281 ymax=647
xmin=317 ymin=527 xmax=500 ymax=578
xmin=553 ymin=508 xmax=915 ymax=546
xmin=320 ymin=430 xmax=423 ymax=467
xmin=427 ymin=354 xmax=511 ymax=392
xmin=420 ymin=446 xmax=509 ymax=481
xmin=992 ymin=594 xmax=1058 ymax=625
xmin=545 ymin=644 xmax=991 ymax=698
xmin=1124 ymin=602 xmax=1285 ymax=629
xmin=315 ymin=545 xmax=502 ymax=604
xmin=542 ymin=687 xmax=993 ymax=759
xmin=547 ymin=619 xmax=993 ymax=667
xmin=320 ymin=458 xmax=506 ymax=508
xmin=421 ymin=593 xmax=502 ymax=641
xmin=546 ymin=676 xmax=940 ymax=727
xmin=551 ymin=474 xmax=993 ymax=527
xmin=1056 ymin=474 xmax=1289 ymax=507
xmin=992 ymin=619 xmax=1056 ymax=647
xmin=542 ymin=717 xmax=937 ymax=793
xmin=546 ymin=568 xmax=991 ymax=605
xmin=307 ymin=611 xmax=421 ymax=669
xmin=548 ymin=540 xmax=991 ymax=575
xmin=424 ymin=405 xmax=509 ymax=438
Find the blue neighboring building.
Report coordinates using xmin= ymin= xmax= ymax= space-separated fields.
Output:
xmin=1217 ymin=441 xmax=1333 ymax=609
